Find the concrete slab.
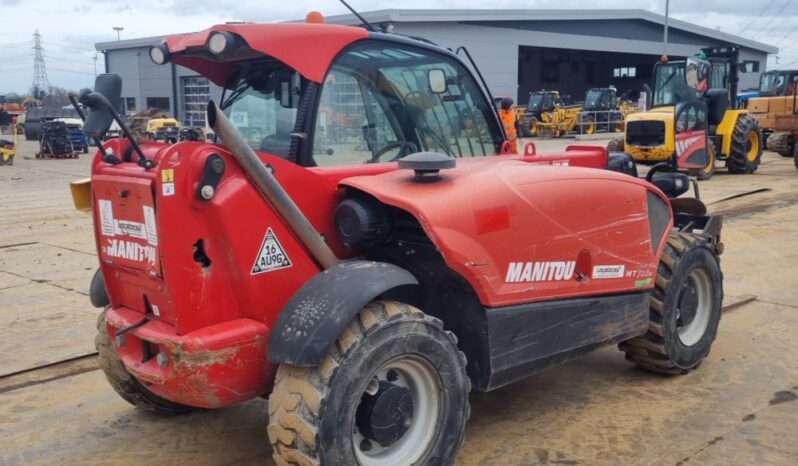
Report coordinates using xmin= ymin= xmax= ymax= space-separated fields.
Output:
xmin=0 ymin=283 xmax=97 ymax=377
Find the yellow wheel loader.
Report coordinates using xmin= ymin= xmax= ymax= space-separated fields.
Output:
xmin=615 ymin=47 xmax=762 ymax=180
xmin=519 ymin=91 xmax=581 ymax=137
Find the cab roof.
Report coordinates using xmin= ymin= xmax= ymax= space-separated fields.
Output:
xmin=163 ymin=23 xmax=369 ymax=85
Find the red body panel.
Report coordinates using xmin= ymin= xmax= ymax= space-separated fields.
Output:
xmin=91 ymin=137 xmax=643 ymax=406
xmin=342 ymin=158 xmax=670 ymax=306
xmin=164 ymin=24 xmax=369 ymax=84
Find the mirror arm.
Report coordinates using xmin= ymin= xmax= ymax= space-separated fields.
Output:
xmin=645 ymin=161 xmax=673 ymax=182
xmin=68 ymin=94 xmax=119 ymax=164
xmin=82 ymin=92 xmax=155 ymax=169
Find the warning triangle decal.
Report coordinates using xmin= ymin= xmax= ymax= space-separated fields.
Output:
xmin=251 ymin=227 xmax=292 ymax=275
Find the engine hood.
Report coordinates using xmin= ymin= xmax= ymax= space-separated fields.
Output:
xmin=341 ymin=157 xmax=671 ymax=306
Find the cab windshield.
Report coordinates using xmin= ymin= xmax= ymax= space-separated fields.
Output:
xmin=312 ymin=41 xmax=503 ymax=166
xmin=584 ymin=89 xmax=611 ymax=109
xmin=759 ymin=72 xmax=786 ymax=96
xmin=528 ymin=93 xmax=543 ymax=109
xmin=221 ymin=61 xmax=303 ymax=159
xmin=653 ymin=62 xmax=702 ymax=107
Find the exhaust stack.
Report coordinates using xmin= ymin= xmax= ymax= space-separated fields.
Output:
xmin=207 ymin=100 xmax=339 ymax=270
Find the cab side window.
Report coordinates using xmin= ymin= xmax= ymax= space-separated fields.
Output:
xmin=313 ymin=70 xmax=402 ymax=166
xmin=310 ymin=41 xmax=502 ymax=166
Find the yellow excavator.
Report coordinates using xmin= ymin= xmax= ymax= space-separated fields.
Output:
xmin=611 ymin=47 xmax=762 ymax=180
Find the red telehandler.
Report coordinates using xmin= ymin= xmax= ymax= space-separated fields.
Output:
xmin=71 ymin=13 xmax=724 ymax=466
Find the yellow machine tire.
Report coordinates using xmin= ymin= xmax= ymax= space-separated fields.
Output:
xmin=523 ymin=117 xmax=539 ymax=138
xmin=581 ymin=115 xmax=596 ymax=134
xmin=726 ymin=115 xmax=762 ymax=174
xmin=607 ymin=137 xmax=624 ymax=152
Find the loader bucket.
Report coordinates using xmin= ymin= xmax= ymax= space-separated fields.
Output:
xmin=70 ymin=178 xmax=92 ymax=211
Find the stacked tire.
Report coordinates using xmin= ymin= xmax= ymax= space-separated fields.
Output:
xmin=767 ymin=132 xmax=795 ymax=157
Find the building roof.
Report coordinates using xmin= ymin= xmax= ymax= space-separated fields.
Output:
xmin=322 ymin=9 xmax=777 ymax=54
xmin=96 ymin=9 xmax=777 ymax=55
xmin=96 ymin=36 xmax=162 ymax=51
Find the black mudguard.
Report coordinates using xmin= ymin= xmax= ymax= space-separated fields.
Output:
xmin=606 ymin=152 xmax=638 ymax=177
xmin=90 ymin=268 xmax=110 ymax=308
xmin=267 ymin=260 xmax=418 ymax=366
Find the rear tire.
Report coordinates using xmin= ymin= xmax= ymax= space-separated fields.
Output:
xmin=581 ymin=115 xmax=596 ymax=135
xmin=524 ymin=116 xmax=539 ymax=138
xmin=726 ymin=115 xmax=762 ymax=173
xmin=96 ymin=309 xmax=195 ymax=414
xmin=607 ymin=137 xmax=624 ymax=152
xmin=267 ymin=300 xmax=470 ymax=466
xmin=620 ymin=233 xmax=723 ymax=374
xmin=767 ymin=132 xmax=794 ymax=157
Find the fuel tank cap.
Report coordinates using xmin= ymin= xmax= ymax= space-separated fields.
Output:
xmin=397 ymin=152 xmax=455 ymax=182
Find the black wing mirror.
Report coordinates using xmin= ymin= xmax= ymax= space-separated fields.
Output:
xmin=81 ymin=74 xmax=123 ymax=139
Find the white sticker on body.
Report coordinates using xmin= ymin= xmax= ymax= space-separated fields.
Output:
xmin=252 ymin=228 xmax=292 ymax=275
xmin=592 ymin=264 xmax=625 ymax=279
xmin=142 ymin=206 xmax=158 ymax=246
xmin=151 ymin=304 xmax=161 ymax=317
xmin=115 ymin=220 xmax=146 ymax=239
xmin=162 ymin=183 xmax=175 ymax=196
xmin=99 ymin=199 xmax=115 ymax=236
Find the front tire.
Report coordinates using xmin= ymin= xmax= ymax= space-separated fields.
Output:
xmin=620 ymin=233 xmax=723 ymax=374
xmin=96 ymin=309 xmax=194 ymax=414
xmin=607 ymin=137 xmax=624 ymax=152
xmin=268 ymin=300 xmax=470 ymax=466
xmin=726 ymin=115 xmax=762 ymax=173
xmin=767 ymin=132 xmax=794 ymax=157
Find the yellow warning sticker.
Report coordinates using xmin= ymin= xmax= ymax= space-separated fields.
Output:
xmin=161 ymin=169 xmax=174 ymax=182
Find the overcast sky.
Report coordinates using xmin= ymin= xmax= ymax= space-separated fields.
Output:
xmin=1 ymin=0 xmax=796 ymax=94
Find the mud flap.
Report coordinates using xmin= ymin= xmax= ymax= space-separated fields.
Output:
xmin=267 ymin=260 xmax=418 ymax=366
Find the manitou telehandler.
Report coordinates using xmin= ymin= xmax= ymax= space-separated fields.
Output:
xmin=71 ymin=12 xmax=724 ymax=466
xmin=613 ymin=47 xmax=762 ymax=180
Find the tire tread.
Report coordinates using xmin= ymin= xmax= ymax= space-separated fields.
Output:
xmin=267 ymin=300 xmax=468 ymax=466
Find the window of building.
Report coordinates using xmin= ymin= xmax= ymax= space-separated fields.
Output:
xmin=613 ymin=67 xmax=637 ymax=78
xmin=146 ymin=97 xmax=170 ymax=112
xmin=182 ymin=76 xmax=211 ymax=128
xmin=125 ymin=97 xmax=136 ymax=113
xmin=742 ymin=60 xmax=760 ymax=73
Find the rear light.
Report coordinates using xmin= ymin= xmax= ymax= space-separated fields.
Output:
xmin=149 ymin=44 xmax=170 ymax=65
xmin=208 ymin=31 xmax=235 ymax=55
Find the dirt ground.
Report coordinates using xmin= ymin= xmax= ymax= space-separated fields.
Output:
xmin=1 ymin=137 xmax=797 ymax=466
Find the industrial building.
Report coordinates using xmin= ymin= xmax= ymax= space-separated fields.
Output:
xmin=96 ymin=8 xmax=776 ymax=123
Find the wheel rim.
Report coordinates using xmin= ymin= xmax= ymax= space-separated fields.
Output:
xmin=353 ymin=356 xmax=441 ymax=466
xmin=703 ymin=147 xmax=715 ymax=175
xmin=587 ymin=121 xmax=595 ymax=134
xmin=676 ymin=268 xmax=712 ymax=346
xmin=746 ymin=131 xmax=759 ymax=161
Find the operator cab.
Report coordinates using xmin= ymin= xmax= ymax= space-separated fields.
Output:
xmin=218 ymin=37 xmax=504 ymax=167
xmin=758 ymin=70 xmax=798 ymax=97
xmin=583 ymin=88 xmax=617 ymax=111
xmin=527 ymin=91 xmax=559 ymax=113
